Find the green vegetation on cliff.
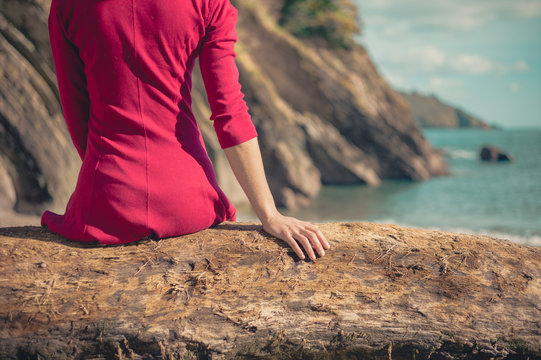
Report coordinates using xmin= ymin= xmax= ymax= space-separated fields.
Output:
xmin=278 ymin=0 xmax=361 ymax=49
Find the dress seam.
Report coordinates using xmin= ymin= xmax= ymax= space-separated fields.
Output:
xmin=132 ymin=0 xmax=150 ymax=232
xmin=82 ymin=109 xmax=105 ymax=241
xmin=205 ymin=0 xmax=215 ymax=28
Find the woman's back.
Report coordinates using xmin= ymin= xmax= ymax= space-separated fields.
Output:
xmin=42 ymin=0 xmax=258 ymax=244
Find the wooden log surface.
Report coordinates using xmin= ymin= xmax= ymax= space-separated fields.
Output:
xmin=0 ymin=222 xmax=539 ymax=359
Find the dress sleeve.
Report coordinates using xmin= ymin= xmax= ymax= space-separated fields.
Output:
xmin=198 ymin=0 xmax=258 ymax=149
xmin=48 ymin=2 xmax=90 ymax=160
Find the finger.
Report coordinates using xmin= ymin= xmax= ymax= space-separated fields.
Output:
xmin=305 ymin=223 xmax=330 ymax=250
xmin=284 ymin=232 xmax=305 ymax=260
xmin=294 ymin=233 xmax=316 ymax=261
xmin=301 ymin=228 xmax=325 ymax=257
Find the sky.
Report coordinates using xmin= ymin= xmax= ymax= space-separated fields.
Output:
xmin=352 ymin=0 xmax=541 ymax=128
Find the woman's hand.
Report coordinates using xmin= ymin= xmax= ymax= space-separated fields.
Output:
xmin=261 ymin=213 xmax=330 ymax=261
xmin=223 ymin=137 xmax=330 ymax=260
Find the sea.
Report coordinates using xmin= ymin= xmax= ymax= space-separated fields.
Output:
xmin=238 ymin=127 xmax=541 ymax=247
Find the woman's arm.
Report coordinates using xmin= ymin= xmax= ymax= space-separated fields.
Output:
xmin=198 ymin=0 xmax=327 ymax=259
xmin=48 ymin=3 xmax=90 ymax=160
xmin=223 ymin=137 xmax=330 ymax=261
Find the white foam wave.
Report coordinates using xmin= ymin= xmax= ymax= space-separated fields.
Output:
xmin=439 ymin=147 xmax=477 ymax=160
xmin=367 ymin=218 xmax=541 ymax=247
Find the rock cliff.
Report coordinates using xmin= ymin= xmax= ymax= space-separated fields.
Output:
xmin=0 ymin=2 xmax=80 ymax=215
xmin=193 ymin=0 xmax=447 ymax=207
xmin=400 ymin=91 xmax=493 ymax=129
xmin=0 ymin=0 xmax=447 ymax=216
xmin=0 ymin=222 xmax=539 ymax=359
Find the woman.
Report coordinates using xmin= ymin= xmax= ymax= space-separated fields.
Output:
xmin=42 ymin=0 xmax=329 ymax=261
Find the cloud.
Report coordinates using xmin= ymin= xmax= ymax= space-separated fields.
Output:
xmin=387 ymin=46 xmax=446 ymax=72
xmin=384 ymin=45 xmax=529 ymax=75
xmin=509 ymin=83 xmax=520 ymax=92
xmin=429 ymin=77 xmax=464 ymax=92
xmin=511 ymin=1 xmax=541 ymax=18
xmin=512 ymin=60 xmax=530 ymax=72
xmin=383 ymin=73 xmax=407 ymax=88
xmin=450 ymin=54 xmax=497 ymax=74
xmin=358 ymin=0 xmax=541 ymax=33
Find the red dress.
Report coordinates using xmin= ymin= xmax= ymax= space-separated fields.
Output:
xmin=41 ymin=0 xmax=258 ymax=244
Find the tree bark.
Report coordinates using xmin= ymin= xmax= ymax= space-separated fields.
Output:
xmin=0 ymin=222 xmax=539 ymax=359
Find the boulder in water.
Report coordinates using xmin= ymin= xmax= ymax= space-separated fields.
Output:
xmin=480 ymin=145 xmax=513 ymax=162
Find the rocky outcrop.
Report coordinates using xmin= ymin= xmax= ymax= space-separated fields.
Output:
xmin=400 ymin=91 xmax=493 ymax=129
xmin=480 ymin=145 xmax=513 ymax=162
xmin=192 ymin=0 xmax=447 ymax=207
xmin=0 ymin=0 xmax=447 ymax=215
xmin=0 ymin=222 xmax=539 ymax=359
xmin=0 ymin=1 xmax=80 ymax=215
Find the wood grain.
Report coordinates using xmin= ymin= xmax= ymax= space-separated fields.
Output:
xmin=0 ymin=222 xmax=539 ymax=359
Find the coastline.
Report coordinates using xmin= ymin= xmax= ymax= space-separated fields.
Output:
xmin=362 ymin=219 xmax=541 ymax=247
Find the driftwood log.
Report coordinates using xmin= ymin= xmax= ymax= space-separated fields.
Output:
xmin=0 ymin=222 xmax=539 ymax=359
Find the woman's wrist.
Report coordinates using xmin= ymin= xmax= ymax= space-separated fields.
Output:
xmin=257 ymin=206 xmax=280 ymax=226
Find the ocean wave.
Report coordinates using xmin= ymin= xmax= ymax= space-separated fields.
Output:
xmin=429 ymin=227 xmax=541 ymax=247
xmin=372 ymin=218 xmax=541 ymax=247
xmin=438 ymin=147 xmax=477 ymax=160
